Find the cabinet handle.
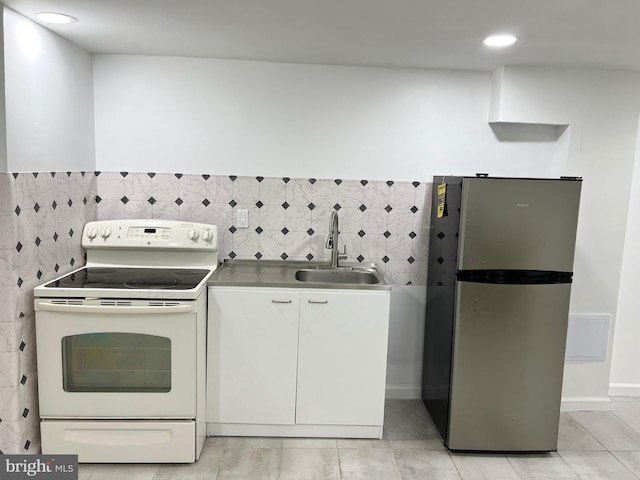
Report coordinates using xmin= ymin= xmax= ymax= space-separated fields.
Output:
xmin=308 ymin=300 xmax=328 ymax=304
xmin=272 ymin=300 xmax=292 ymax=304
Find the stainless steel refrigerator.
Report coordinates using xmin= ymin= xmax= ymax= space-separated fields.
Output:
xmin=421 ymin=175 xmax=582 ymax=452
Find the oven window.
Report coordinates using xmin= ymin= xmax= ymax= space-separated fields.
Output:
xmin=61 ymin=333 xmax=171 ymax=392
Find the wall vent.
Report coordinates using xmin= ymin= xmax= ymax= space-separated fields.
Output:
xmin=565 ymin=314 xmax=610 ymax=362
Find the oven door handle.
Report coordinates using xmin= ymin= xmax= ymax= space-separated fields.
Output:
xmin=35 ymin=301 xmax=194 ymax=315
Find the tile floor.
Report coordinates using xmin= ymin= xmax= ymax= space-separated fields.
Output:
xmin=78 ymin=398 xmax=640 ymax=479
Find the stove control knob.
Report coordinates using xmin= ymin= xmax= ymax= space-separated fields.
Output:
xmin=201 ymin=230 xmax=213 ymax=242
xmin=86 ymin=227 xmax=98 ymax=240
xmin=188 ymin=230 xmax=200 ymax=241
xmin=101 ymin=228 xmax=112 ymax=239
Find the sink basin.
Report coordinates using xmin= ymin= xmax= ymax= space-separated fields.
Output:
xmin=295 ymin=267 xmax=381 ymax=285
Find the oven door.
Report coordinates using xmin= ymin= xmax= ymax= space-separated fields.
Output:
xmin=35 ymin=298 xmax=197 ymax=418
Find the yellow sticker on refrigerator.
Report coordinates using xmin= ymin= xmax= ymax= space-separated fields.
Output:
xmin=437 ymin=183 xmax=446 ymax=218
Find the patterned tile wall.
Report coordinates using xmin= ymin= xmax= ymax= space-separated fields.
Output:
xmin=96 ymin=172 xmax=432 ymax=285
xmin=0 ymin=172 xmax=97 ymax=454
xmin=0 ymin=170 xmax=431 ymax=454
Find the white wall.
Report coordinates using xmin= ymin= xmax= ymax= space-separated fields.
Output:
xmin=2 ymin=8 xmax=95 ymax=172
xmin=492 ymin=66 xmax=640 ymax=404
xmin=93 ymin=55 xmax=562 ymax=181
xmin=610 ymin=117 xmax=640 ymax=396
xmin=387 ymin=285 xmax=427 ymax=399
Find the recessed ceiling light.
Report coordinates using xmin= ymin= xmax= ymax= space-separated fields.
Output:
xmin=483 ymin=34 xmax=518 ymax=47
xmin=35 ymin=12 xmax=77 ymax=24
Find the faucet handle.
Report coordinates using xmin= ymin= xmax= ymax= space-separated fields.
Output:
xmin=338 ymin=244 xmax=347 ymax=260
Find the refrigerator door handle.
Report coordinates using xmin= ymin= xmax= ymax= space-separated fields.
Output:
xmin=456 ymin=269 xmax=572 ymax=284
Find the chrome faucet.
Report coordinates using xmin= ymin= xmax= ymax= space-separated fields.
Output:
xmin=326 ymin=211 xmax=347 ymax=268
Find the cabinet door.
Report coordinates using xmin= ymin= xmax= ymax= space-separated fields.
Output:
xmin=296 ymin=290 xmax=390 ymax=426
xmin=207 ymin=288 xmax=299 ymax=425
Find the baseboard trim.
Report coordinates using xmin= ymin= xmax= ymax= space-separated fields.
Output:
xmin=561 ymin=396 xmax=611 ymax=411
xmin=207 ymin=423 xmax=383 ymax=439
xmin=385 ymin=385 xmax=421 ymax=400
xmin=608 ymin=383 xmax=640 ymax=397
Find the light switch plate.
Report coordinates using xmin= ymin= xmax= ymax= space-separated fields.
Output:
xmin=237 ymin=209 xmax=249 ymax=228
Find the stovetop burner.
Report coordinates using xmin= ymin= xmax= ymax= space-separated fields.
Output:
xmin=124 ymin=276 xmax=182 ymax=289
xmin=44 ymin=267 xmax=211 ymax=291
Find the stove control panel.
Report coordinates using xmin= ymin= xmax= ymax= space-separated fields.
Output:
xmin=129 ymin=226 xmax=172 ymax=240
xmin=82 ymin=220 xmax=218 ymax=251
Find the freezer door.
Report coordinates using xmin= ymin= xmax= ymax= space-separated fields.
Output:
xmin=448 ymin=281 xmax=571 ymax=451
xmin=458 ymin=178 xmax=581 ymax=272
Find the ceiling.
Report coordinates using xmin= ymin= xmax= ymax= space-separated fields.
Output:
xmin=3 ymin=0 xmax=640 ymax=72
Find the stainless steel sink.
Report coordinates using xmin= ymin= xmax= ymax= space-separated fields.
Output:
xmin=295 ymin=267 xmax=381 ymax=285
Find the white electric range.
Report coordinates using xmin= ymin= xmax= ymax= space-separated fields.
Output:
xmin=33 ymin=219 xmax=218 ymax=463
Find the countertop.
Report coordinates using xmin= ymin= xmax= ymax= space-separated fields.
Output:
xmin=208 ymin=259 xmax=391 ymax=291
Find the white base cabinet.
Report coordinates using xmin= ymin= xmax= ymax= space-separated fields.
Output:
xmin=207 ymin=287 xmax=391 ymax=438
xmin=206 ymin=288 xmax=299 ymax=425
xmin=296 ymin=291 xmax=390 ymax=426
